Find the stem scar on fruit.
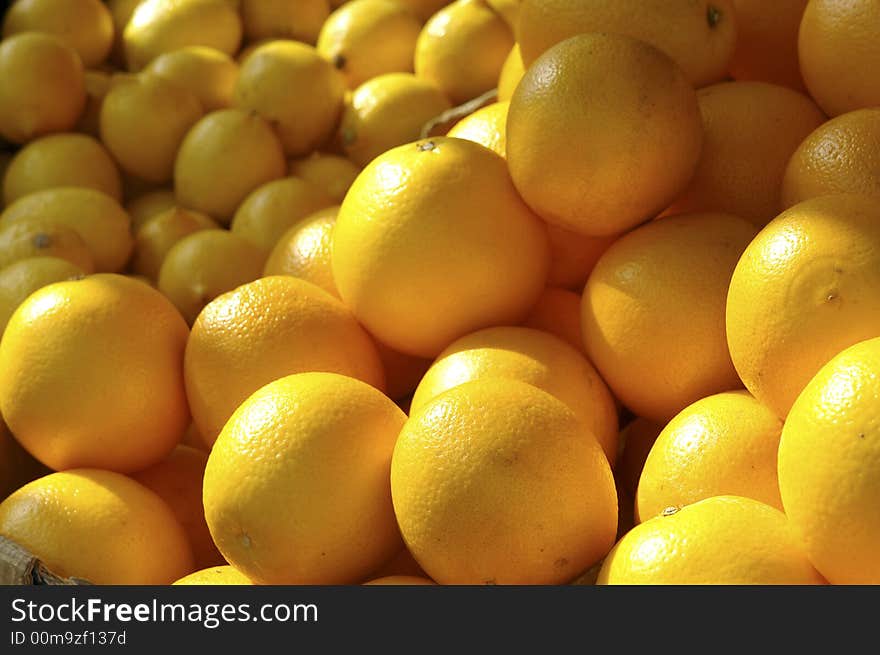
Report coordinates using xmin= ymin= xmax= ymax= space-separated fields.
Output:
xmin=418 ymin=141 xmax=436 ymax=152
xmin=662 ymin=506 xmax=680 ymax=517
xmin=707 ymin=4 xmax=723 ymax=28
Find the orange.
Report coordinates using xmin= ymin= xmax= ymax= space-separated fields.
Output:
xmin=231 ymin=177 xmax=335 ymax=252
xmin=598 ymin=495 xmax=825 ymax=585
xmin=132 ymin=207 xmax=219 ymax=280
xmin=0 ymin=274 xmax=190 ymax=473
xmin=778 ymin=336 xmax=880 ymax=584
xmin=3 ymin=133 xmax=122 ymax=205
xmin=635 ymin=391 xmax=784 ymax=522
xmin=0 ymin=33 xmax=86 ymax=144
xmin=234 ymin=41 xmax=346 ymax=158
xmin=582 ymin=212 xmax=756 ymax=423
xmin=133 ymin=445 xmax=225 ymax=571
xmin=204 ymin=372 xmax=405 ymax=585
xmin=339 ymin=73 xmax=452 ymax=168
xmin=157 ymin=229 xmax=266 ymax=325
xmin=781 ymin=108 xmax=880 ymax=208
xmin=173 ymin=566 xmax=253 ymax=585
xmin=0 ymin=419 xmax=50 ymax=502
xmin=288 ymin=153 xmax=360 ymax=203
xmin=123 ymin=0 xmax=243 ymax=72
xmin=447 ymin=100 xmax=507 ymax=157
xmin=185 ymin=276 xmax=385 ymax=445
xmin=726 ymin=194 xmax=880 ymax=419
xmin=798 ymin=0 xmax=880 ymax=116
xmin=145 ymin=46 xmax=240 ymax=112
xmin=545 ymin=227 xmax=616 ymax=291
xmin=332 ymin=137 xmax=549 ymax=358
xmin=728 ymin=0 xmax=808 ymax=90
xmin=521 ymin=287 xmax=585 ymax=355
xmin=76 ymin=70 xmax=115 ymax=139
xmin=0 ymin=220 xmax=95 ymax=273
xmin=317 ymin=0 xmax=422 ymax=89
xmin=0 ymin=257 xmax=87 ymax=334
xmin=664 ymin=81 xmax=826 ymax=226
xmin=615 ymin=417 xmax=664 ymax=499
xmin=411 ymin=326 xmax=619 ymax=463
xmin=100 ymin=73 xmax=204 ymax=185
xmin=173 ymin=109 xmax=287 ymax=222
xmin=392 ymin=378 xmax=618 ymax=585
xmin=0 ymin=469 xmax=193 ymax=585
xmin=414 ymin=0 xmax=514 ymax=105
xmin=507 ymin=33 xmax=703 ymax=236
xmin=497 ymin=43 xmax=524 ymax=102
xmin=264 ymin=206 xmax=340 ymax=295
xmin=364 ymin=576 xmax=436 ymax=585
xmin=2 ymin=0 xmax=114 ymax=68
xmin=0 ymin=188 xmax=133 ymax=273
xmin=125 ymin=188 xmax=178 ymax=233
xmin=240 ymin=0 xmax=330 ymax=45
xmin=518 ymin=0 xmax=736 ymax=87
xmin=368 ymin=546 xmax=429 ymax=580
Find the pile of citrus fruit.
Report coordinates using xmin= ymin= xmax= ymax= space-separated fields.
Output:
xmin=0 ymin=0 xmax=878 ymax=586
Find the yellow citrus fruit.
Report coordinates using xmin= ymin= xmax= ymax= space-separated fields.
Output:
xmin=133 ymin=445 xmax=225 ymax=571
xmin=76 ymin=70 xmax=115 ymax=139
xmin=234 ymin=40 xmax=346 ymax=158
xmin=0 ymin=274 xmax=190 ymax=472
xmin=598 ymin=495 xmax=825 ymax=585
xmin=0 ymin=150 xmax=12 ymax=206
xmin=264 ymin=205 xmax=340 ymax=295
xmin=0 ymin=469 xmax=194 ymax=585
xmin=145 ymin=46 xmax=240 ymax=112
xmin=106 ymin=0 xmax=142 ymax=66
xmin=615 ymin=417 xmax=664 ymax=500
xmin=665 ymin=81 xmax=826 ymax=226
xmin=3 ymin=133 xmax=122 ymax=205
xmin=100 ymin=73 xmax=204 ymax=185
xmin=583 ymin=212 xmax=757 ymax=423
xmin=521 ymin=287 xmax=585 ymax=355
xmin=2 ymin=0 xmax=114 ymax=68
xmin=230 ymin=177 xmax=336 ymax=252
xmin=497 ymin=43 xmax=524 ymax=102
xmin=397 ymin=0 xmax=451 ymax=21
xmin=204 ymin=372 xmax=405 ymax=584
xmin=0 ymin=257 xmax=86 ymax=334
xmin=0 ymin=187 xmax=133 ymax=272
xmin=778 ymin=336 xmax=880 ymax=584
xmin=288 ymin=153 xmax=360 ymax=203
xmin=414 ymin=0 xmax=514 ymax=105
xmin=157 ymin=229 xmax=266 ymax=325
xmin=392 ymin=378 xmax=618 ymax=585
xmin=411 ymin=326 xmax=619 ymax=463
xmin=364 ymin=576 xmax=436 ymax=585
xmin=0 ymin=419 xmax=49 ymax=502
xmin=125 ymin=188 xmax=178 ymax=233
xmin=0 ymin=33 xmax=86 ymax=144
xmin=798 ymin=0 xmax=880 ymax=117
xmin=487 ymin=0 xmax=520 ymax=30
xmin=726 ymin=194 xmax=880 ymax=419
xmin=781 ymin=108 xmax=880 ymax=208
xmin=132 ymin=206 xmax=219 ymax=280
xmin=447 ymin=100 xmax=507 ymax=157
xmin=123 ymin=0 xmax=243 ymax=72
xmin=339 ymin=73 xmax=452 ymax=167
xmin=172 ymin=566 xmax=253 ymax=586
xmin=507 ymin=33 xmax=703 ymax=236
xmin=368 ymin=546 xmax=428 ymax=580
xmin=240 ymin=0 xmax=330 ymax=45
xmin=635 ymin=391 xmax=784 ymax=523
xmin=173 ymin=108 xmax=287 ymax=222
xmin=518 ymin=0 xmax=737 ymax=88
xmin=728 ymin=0 xmax=808 ymax=90
xmin=0 ymin=220 xmax=95 ymax=273
xmin=333 ymin=137 xmax=549 ymax=358
xmin=545 ymin=226 xmax=616 ymax=291
xmin=372 ymin=340 xmax=433 ymax=402
xmin=318 ymin=0 xmax=422 ymax=89
xmin=185 ymin=276 xmax=385 ymax=445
